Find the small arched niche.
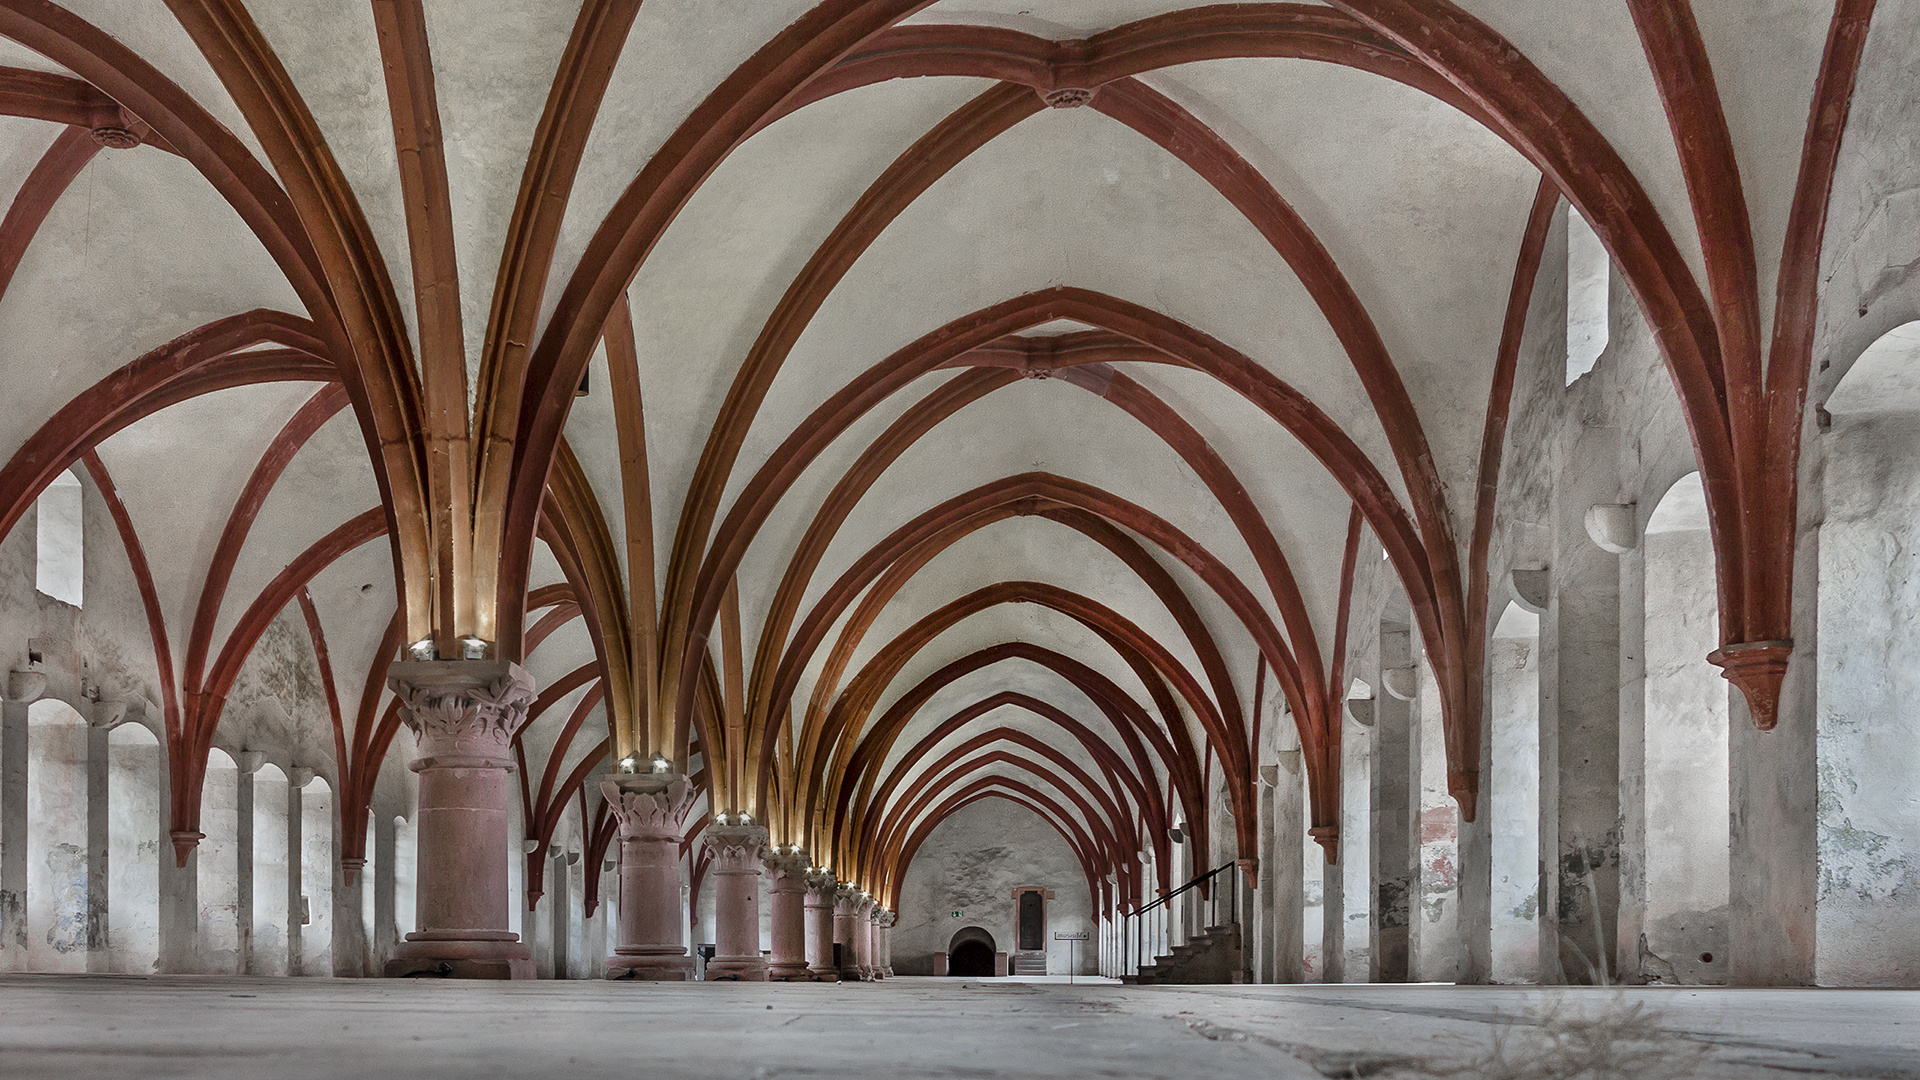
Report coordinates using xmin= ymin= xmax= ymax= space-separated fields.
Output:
xmin=947 ymin=926 xmax=997 ymax=977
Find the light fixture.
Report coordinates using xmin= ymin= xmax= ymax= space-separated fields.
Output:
xmin=650 ymin=754 xmax=671 ymax=774
xmin=459 ymin=636 xmax=488 ymax=660
xmin=716 ymin=813 xmax=732 ymax=826
xmin=737 ymin=812 xmax=753 ymax=826
xmin=618 ymin=755 xmax=640 ymax=774
xmin=407 ymin=639 xmax=435 ymax=661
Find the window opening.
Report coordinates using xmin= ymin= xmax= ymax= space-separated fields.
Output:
xmin=35 ymin=470 xmax=83 ymax=607
xmin=1566 ymin=205 xmax=1610 ymax=385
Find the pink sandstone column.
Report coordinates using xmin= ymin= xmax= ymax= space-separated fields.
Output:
xmin=600 ymin=773 xmax=695 ymax=980
xmin=764 ymin=849 xmax=811 ymax=980
xmin=833 ymin=884 xmax=867 ymax=980
xmin=805 ymin=870 xmax=840 ymax=981
xmin=876 ymin=909 xmax=896 ymax=977
xmin=704 ymin=824 xmax=768 ymax=980
xmin=384 ymin=661 xmax=536 ymax=979
xmin=854 ymin=894 xmax=878 ymax=979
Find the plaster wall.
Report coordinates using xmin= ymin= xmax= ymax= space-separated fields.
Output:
xmin=895 ymin=799 xmax=1094 ymax=976
xmin=1815 ymin=411 xmax=1920 ymax=984
xmin=251 ymin=767 xmax=290 ymax=976
xmin=299 ymin=780 xmax=332 ymax=976
xmin=106 ymin=722 xmax=160 ymax=974
xmin=24 ymin=700 xmax=86 ymax=972
xmin=1488 ymin=631 xmax=1541 ymax=984
xmin=1640 ymin=525 xmax=1730 ymax=985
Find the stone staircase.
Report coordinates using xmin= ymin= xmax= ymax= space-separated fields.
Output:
xmin=1010 ymin=952 xmax=1048 ymax=976
xmin=1119 ymin=924 xmax=1244 ymax=985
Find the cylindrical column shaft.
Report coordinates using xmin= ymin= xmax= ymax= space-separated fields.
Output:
xmin=765 ymin=851 xmax=810 ymax=980
xmin=805 ymin=871 xmax=839 ymax=981
xmin=601 ymin=773 xmax=696 ymax=980
xmin=385 ymin=661 xmax=536 ymax=979
xmin=705 ymin=825 xmax=768 ymax=981
xmin=834 ymin=886 xmax=866 ymax=980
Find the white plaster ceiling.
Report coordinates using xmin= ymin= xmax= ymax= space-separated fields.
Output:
xmin=0 ymin=0 xmax=1855 ymax=847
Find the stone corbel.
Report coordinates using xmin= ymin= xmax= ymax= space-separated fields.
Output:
xmin=1585 ymin=502 xmax=1639 ymax=554
xmin=288 ymin=766 xmax=315 ymax=788
xmin=236 ymin=750 xmax=267 ymax=775
xmin=1509 ymin=568 xmax=1550 ymax=613
xmin=5 ymin=667 xmax=46 ymax=703
xmin=1346 ymin=698 xmax=1376 ymax=728
xmin=1380 ymin=666 xmax=1417 ymax=702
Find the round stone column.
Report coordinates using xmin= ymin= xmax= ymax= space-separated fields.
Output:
xmin=384 ymin=661 xmax=536 ymax=979
xmin=876 ymin=909 xmax=897 ymax=978
xmin=600 ymin=773 xmax=696 ymax=980
xmin=866 ymin=906 xmax=888 ymax=980
xmin=704 ymin=824 xmax=769 ymax=981
xmin=804 ymin=870 xmax=840 ymax=981
xmin=854 ymin=894 xmax=878 ymax=979
xmin=764 ymin=849 xmax=811 ymax=980
xmin=833 ymin=885 xmax=867 ymax=980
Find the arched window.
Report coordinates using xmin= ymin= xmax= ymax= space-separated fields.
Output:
xmin=34 ymin=470 xmax=82 ymax=608
xmin=1565 ymin=205 xmax=1610 ymax=385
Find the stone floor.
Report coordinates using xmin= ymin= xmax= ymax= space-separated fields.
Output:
xmin=0 ymin=975 xmax=1913 ymax=1079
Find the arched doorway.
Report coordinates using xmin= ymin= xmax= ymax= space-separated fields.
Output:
xmin=948 ymin=927 xmax=996 ymax=977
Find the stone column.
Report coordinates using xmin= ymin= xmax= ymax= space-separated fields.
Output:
xmin=704 ymin=824 xmax=769 ymax=981
xmin=1274 ymin=751 xmax=1306 ymax=982
xmin=383 ymin=660 xmax=536 ymax=979
xmin=833 ymin=885 xmax=867 ymax=980
xmin=1542 ymin=432 xmax=1624 ymax=985
xmin=1372 ymin=636 xmax=1415 ymax=983
xmin=876 ymin=909 xmax=896 ymax=977
xmin=601 ymin=772 xmax=696 ymax=980
xmin=763 ymin=849 xmax=811 ymax=980
xmin=286 ymin=770 xmax=307 ymax=976
xmin=804 ymin=870 xmax=840 ymax=981
xmin=855 ymin=896 xmax=878 ymax=978
xmin=1 ymin=698 xmax=29 ymax=967
xmin=84 ymin=711 xmax=110 ymax=972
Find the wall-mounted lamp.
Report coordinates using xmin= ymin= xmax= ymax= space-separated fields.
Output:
xmin=459 ymin=636 xmax=488 ymax=660
xmin=407 ymin=639 xmax=435 ymax=662
xmin=650 ymin=754 xmax=672 ymax=774
xmin=618 ymin=755 xmax=640 ymax=774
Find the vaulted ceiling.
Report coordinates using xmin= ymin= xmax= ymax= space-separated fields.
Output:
xmin=0 ymin=0 xmax=1877 ymax=906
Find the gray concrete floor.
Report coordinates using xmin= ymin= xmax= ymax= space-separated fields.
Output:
xmin=0 ymin=975 xmax=1913 ymax=1079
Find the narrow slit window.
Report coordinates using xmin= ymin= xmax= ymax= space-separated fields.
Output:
xmin=35 ymin=470 xmax=83 ymax=608
xmin=1566 ymin=205 xmax=1610 ymax=385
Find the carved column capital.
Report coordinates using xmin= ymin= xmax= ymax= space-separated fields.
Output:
xmin=833 ymin=884 xmax=866 ymax=916
xmin=875 ymin=910 xmax=897 ymax=929
xmin=762 ymin=848 xmax=811 ymax=889
xmin=600 ymin=773 xmax=696 ymax=841
xmin=805 ymin=869 xmax=838 ymax=904
xmin=705 ymin=824 xmax=768 ymax=874
xmin=388 ymin=660 xmax=535 ymax=767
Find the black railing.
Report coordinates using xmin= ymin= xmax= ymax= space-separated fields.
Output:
xmin=1120 ymin=860 xmax=1239 ymax=976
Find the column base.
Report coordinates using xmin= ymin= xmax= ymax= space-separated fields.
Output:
xmin=606 ymin=951 xmax=695 ymax=981
xmin=840 ymin=964 xmax=870 ymax=981
xmin=768 ymin=961 xmax=813 ymax=981
xmin=385 ymin=937 xmax=534 ymax=980
xmin=807 ymin=966 xmax=841 ymax=982
xmin=704 ymin=956 xmax=770 ymax=981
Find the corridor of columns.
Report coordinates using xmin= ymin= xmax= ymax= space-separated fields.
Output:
xmin=0 ymin=0 xmax=1916 ymax=1076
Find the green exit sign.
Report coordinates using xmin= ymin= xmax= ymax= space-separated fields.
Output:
xmin=950 ymin=910 xmax=962 ymax=918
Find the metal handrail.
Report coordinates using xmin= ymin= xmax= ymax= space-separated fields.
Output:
xmin=1120 ymin=860 xmax=1240 ymax=976
xmin=1132 ymin=860 xmax=1235 ymax=917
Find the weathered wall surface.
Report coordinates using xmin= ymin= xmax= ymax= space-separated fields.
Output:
xmin=1815 ymin=411 xmax=1920 ymax=985
xmin=895 ymin=799 xmax=1095 ymax=976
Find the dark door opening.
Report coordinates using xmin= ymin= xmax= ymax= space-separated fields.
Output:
xmin=1017 ymin=890 xmax=1044 ymax=951
xmin=949 ymin=940 xmax=995 ymax=977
